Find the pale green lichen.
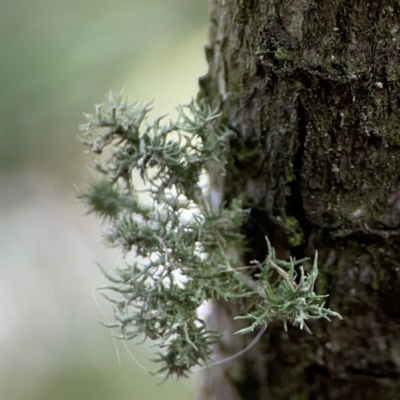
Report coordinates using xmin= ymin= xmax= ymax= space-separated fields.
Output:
xmin=79 ymin=90 xmax=341 ymax=379
xmin=275 ymin=46 xmax=289 ymax=60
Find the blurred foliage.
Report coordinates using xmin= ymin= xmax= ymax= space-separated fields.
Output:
xmin=3 ymin=364 xmax=194 ymax=400
xmin=0 ymin=1 xmax=208 ymax=399
xmin=0 ymin=0 xmax=207 ymax=172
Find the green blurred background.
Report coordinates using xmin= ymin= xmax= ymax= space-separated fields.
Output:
xmin=0 ymin=1 xmax=208 ymax=399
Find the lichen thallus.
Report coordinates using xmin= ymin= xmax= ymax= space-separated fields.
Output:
xmin=80 ymin=90 xmax=341 ymax=380
xmin=92 ymin=249 xmax=268 ymax=378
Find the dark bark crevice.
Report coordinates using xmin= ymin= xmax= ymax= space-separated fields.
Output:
xmin=286 ymin=97 xmax=310 ymax=261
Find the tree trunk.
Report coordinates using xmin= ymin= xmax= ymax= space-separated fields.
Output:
xmin=197 ymin=1 xmax=400 ymax=399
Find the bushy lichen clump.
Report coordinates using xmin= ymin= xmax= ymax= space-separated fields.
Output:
xmin=79 ymin=91 xmax=341 ymax=379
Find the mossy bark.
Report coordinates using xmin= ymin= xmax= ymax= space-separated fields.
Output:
xmin=198 ymin=1 xmax=400 ymax=399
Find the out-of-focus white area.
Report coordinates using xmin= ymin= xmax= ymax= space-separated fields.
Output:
xmin=0 ymin=1 xmax=208 ymax=399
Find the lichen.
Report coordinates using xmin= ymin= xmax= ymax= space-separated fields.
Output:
xmin=79 ymin=90 xmax=341 ymax=379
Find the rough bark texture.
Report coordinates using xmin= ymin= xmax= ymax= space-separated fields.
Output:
xmin=197 ymin=1 xmax=400 ymax=399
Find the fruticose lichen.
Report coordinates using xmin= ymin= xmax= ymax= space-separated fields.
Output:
xmin=79 ymin=90 xmax=341 ymax=379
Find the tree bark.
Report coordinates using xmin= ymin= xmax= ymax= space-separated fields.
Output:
xmin=197 ymin=1 xmax=400 ymax=399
